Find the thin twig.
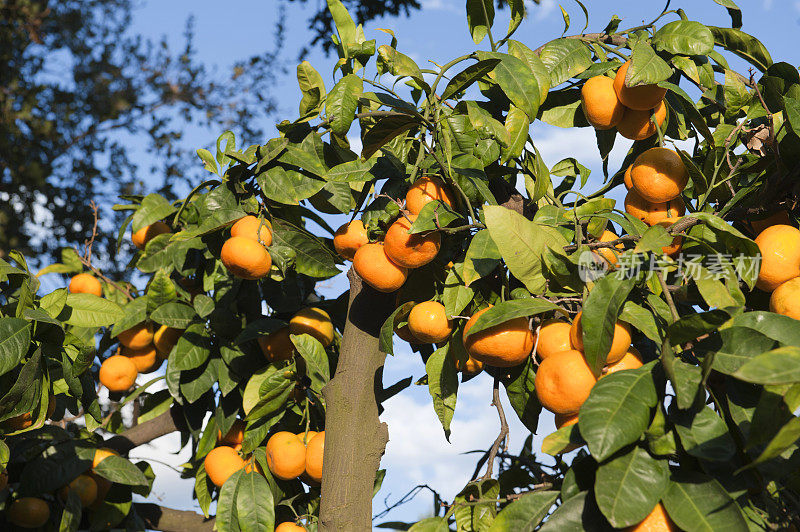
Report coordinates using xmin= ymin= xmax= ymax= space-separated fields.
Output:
xmin=482 ymin=376 xmax=509 ymax=481
xmin=83 ymin=201 xmax=99 ymax=265
xmin=75 ymin=252 xmax=135 ymax=301
xmin=656 ymin=271 xmax=680 ymax=323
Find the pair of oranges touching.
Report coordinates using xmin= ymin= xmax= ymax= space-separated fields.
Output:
xmin=203 ymin=421 xmax=324 ymax=487
xmin=97 ymin=321 xmax=183 ymax=393
xmin=754 ymin=217 xmax=800 ymax=320
xmin=581 ymin=60 xmax=668 ymax=141
xmin=334 ymin=176 xmax=454 ymax=293
xmin=5 ymin=449 xmax=117 ymax=528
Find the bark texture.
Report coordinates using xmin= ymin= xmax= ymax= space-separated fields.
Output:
xmin=319 ymin=268 xmax=395 ymax=531
xmin=104 ymin=407 xmax=183 ymax=454
xmin=133 ymin=503 xmax=215 ymax=532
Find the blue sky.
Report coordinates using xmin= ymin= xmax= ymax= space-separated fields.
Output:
xmin=92 ymin=0 xmax=800 ymax=526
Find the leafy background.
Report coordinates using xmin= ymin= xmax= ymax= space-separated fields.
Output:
xmin=30 ymin=0 xmax=800 ymax=523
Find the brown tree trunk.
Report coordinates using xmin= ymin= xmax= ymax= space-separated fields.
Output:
xmin=133 ymin=503 xmax=215 ymax=532
xmin=319 ymin=268 xmax=395 ymax=531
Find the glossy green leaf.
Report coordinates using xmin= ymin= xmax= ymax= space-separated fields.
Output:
xmin=326 ymin=74 xmax=363 ymax=136
xmin=709 ymin=26 xmax=773 ymax=72
xmin=663 ymin=474 xmax=748 ymax=532
xmin=652 ymin=21 xmax=714 ymax=56
xmin=732 ymin=346 xmax=800 ymax=385
xmin=0 ymin=318 xmax=31 ymax=377
xmin=580 ymin=272 xmax=637 ymax=375
xmin=463 ymin=230 xmax=501 ymax=286
xmin=539 ymin=39 xmax=592 ymax=86
xmin=61 ymin=294 xmax=124 ymax=327
xmin=426 ymin=345 xmax=458 ymax=440
xmin=464 ymin=298 xmax=559 ymax=337
xmin=627 ymin=41 xmax=672 ymax=86
xmin=488 ymin=491 xmax=558 ymax=532
xmin=465 ymin=0 xmax=494 ymax=45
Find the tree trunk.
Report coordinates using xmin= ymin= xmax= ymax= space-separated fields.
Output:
xmin=133 ymin=503 xmax=215 ymax=532
xmin=319 ymin=268 xmax=395 ymax=531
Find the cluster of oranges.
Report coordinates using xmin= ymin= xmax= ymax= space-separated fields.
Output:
xmin=756 ymin=221 xmax=800 ymax=320
xmin=257 ymin=306 xmax=335 ymax=363
xmin=99 ymin=320 xmax=183 ymax=393
xmin=622 ymin=147 xmax=689 ymax=257
xmin=581 ymin=60 xmax=668 ymax=141
xmin=5 ymin=448 xmax=117 ymax=528
xmin=221 ymin=215 xmax=274 ymax=280
xmin=203 ymin=425 xmax=324 ymax=488
xmin=335 ymin=176 xmax=454 ymax=293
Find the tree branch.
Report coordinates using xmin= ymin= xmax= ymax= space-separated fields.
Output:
xmin=482 ymin=376 xmax=509 ymax=481
xmin=133 ymin=503 xmax=215 ymax=532
xmin=103 ymin=407 xmax=183 ymax=454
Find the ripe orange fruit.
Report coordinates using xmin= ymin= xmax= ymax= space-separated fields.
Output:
xmin=452 ymin=352 xmax=484 ymax=375
xmin=405 ymin=176 xmax=455 ymax=215
xmin=581 ymin=75 xmax=624 ymax=130
xmin=755 ymin=225 xmax=800 ymax=291
xmin=535 ymin=349 xmax=597 ymax=415
xmin=305 ymin=431 xmax=325 ymax=483
xmin=221 ymin=236 xmax=272 ymax=280
xmin=258 ymin=327 xmax=295 ymax=362
xmin=117 ymin=322 xmax=154 ymax=350
xmin=570 ymin=311 xmax=632 ymax=365
xmin=132 ymin=221 xmax=171 ymax=250
xmin=7 ymin=497 xmax=50 ymax=528
xmin=463 ymin=306 xmax=534 ymax=367
xmin=68 ymin=273 xmax=103 ymax=296
xmin=533 ymin=319 xmax=574 ymax=361
xmin=204 ymin=446 xmax=245 ymax=487
xmin=297 ymin=431 xmax=319 ymax=445
xmin=122 ymin=345 xmax=160 ymax=373
xmin=266 ymin=432 xmax=307 ymax=480
xmin=243 ymin=456 xmax=263 ymax=475
xmin=407 ymin=301 xmax=452 ymax=343
xmin=595 ymin=230 xmax=624 ymax=266
xmin=604 ymin=347 xmax=644 ymax=377
xmin=58 ymin=474 xmax=98 ymax=507
xmin=231 ymin=215 xmax=272 ymax=246
xmin=154 ymin=325 xmax=183 ymax=358
xmin=276 ymin=523 xmax=306 ymax=532
xmin=333 ymin=220 xmax=369 ymax=260
xmin=627 ymin=502 xmax=676 ymax=531
xmin=655 ymin=217 xmax=683 ymax=257
xmin=617 ymin=101 xmax=667 ymax=141
xmin=353 ymin=243 xmax=408 ymax=292
xmin=555 ymin=412 xmax=579 ymax=430
xmin=750 ymin=210 xmax=791 ymax=235
xmin=624 ymin=190 xmax=685 ymax=226
xmin=770 ymin=277 xmax=800 ymax=320
xmin=290 ymin=307 xmax=334 ymax=347
xmin=93 ymin=448 xmax=119 ymax=468
xmin=630 ymin=148 xmax=689 ymax=204
xmin=99 ymin=355 xmax=138 ymax=392
xmin=624 ymin=166 xmax=633 ymax=190
xmin=613 ymin=61 xmax=668 ymax=111
xmin=218 ymin=419 xmax=246 ymax=448
xmin=384 ymin=215 xmax=441 ymax=269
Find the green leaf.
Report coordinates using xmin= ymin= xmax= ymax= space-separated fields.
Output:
xmin=620 ymin=301 xmax=662 ymax=343
xmin=60 ymin=490 xmax=82 ymax=532
xmin=672 ymin=404 xmax=736 ymax=462
xmin=257 ymin=166 xmax=326 ymax=206
xmin=749 ymin=416 xmax=800 ymax=467
xmin=502 ymin=357 xmax=542 ymax=433
xmin=652 ymin=20 xmax=714 ymax=56
xmin=442 ymin=267 xmax=474 ymax=318
xmin=539 ymin=492 xmax=608 ymax=531
xmin=151 ymin=301 xmax=196 ymax=329
xmin=272 ymin=219 xmax=340 ymax=279
xmin=726 ymin=311 xmax=800 ymax=347
xmin=506 ymin=40 xmax=551 ymax=103
xmin=111 ymin=297 xmax=148 ymax=338
xmin=709 ymin=26 xmax=773 ymax=72
xmin=579 ymin=365 xmax=658 ymax=461
xmin=146 ymin=269 xmax=176 ymax=313
xmin=463 ymin=230 xmax=501 ymax=286
xmin=465 ymin=0 xmax=494 ymax=45
xmin=454 ymin=479 xmax=499 ymax=531
xmin=478 ymin=52 xmax=540 ymax=120
xmin=484 ymin=205 xmax=568 ymax=294
xmin=712 ymin=0 xmax=742 ymax=28
xmin=706 ymin=326 xmax=775 ymax=375
xmin=325 ymin=159 xmax=375 ymax=182
xmin=441 ymin=59 xmax=500 ymax=100
xmin=242 ymin=367 xmax=277 ymax=415
xmin=783 ymin=96 xmax=800 ymax=137
xmin=93 ymin=455 xmax=149 ymax=486
xmin=0 ymin=318 xmax=31 ymax=377
xmin=326 ymin=74 xmax=363 ymax=136
xmin=580 ymin=272 xmax=637 ymax=375
xmin=594 ymin=446 xmax=670 ymax=528
xmin=236 ymin=471 xmax=275 ymax=532
xmin=40 ymin=288 xmax=68 ymax=319
xmin=662 ymin=474 xmax=749 ymax=532
xmin=327 ymin=0 xmax=357 ymax=49
xmin=541 ymin=423 xmax=583 ymax=455
xmin=297 ymin=60 xmax=326 ymax=115
xmin=216 ymin=469 xmax=242 ymax=531
xmin=464 ymin=299 xmax=559 ymax=337
xmin=488 ymin=491 xmax=559 ymax=532
xmin=169 ymin=323 xmax=211 ymax=371
xmin=131 ymin=193 xmax=176 ymax=233
xmin=732 ymin=346 xmax=800 ymax=385
xmin=377 ymin=46 xmax=428 ymax=90
xmin=627 ymin=41 xmax=672 ymax=86
xmin=408 ymin=517 xmax=450 ymax=532
xmin=426 ymin=345 xmax=458 ymax=440
xmin=61 ymin=294 xmax=123 ymax=327
xmin=538 ymin=38 xmax=592 ymax=86
xmin=291 ymin=333 xmax=330 ymax=391
xmin=502 ymin=104 xmax=530 ymax=163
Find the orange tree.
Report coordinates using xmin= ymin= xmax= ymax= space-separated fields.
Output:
xmin=2 ymin=0 xmax=800 ymax=530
